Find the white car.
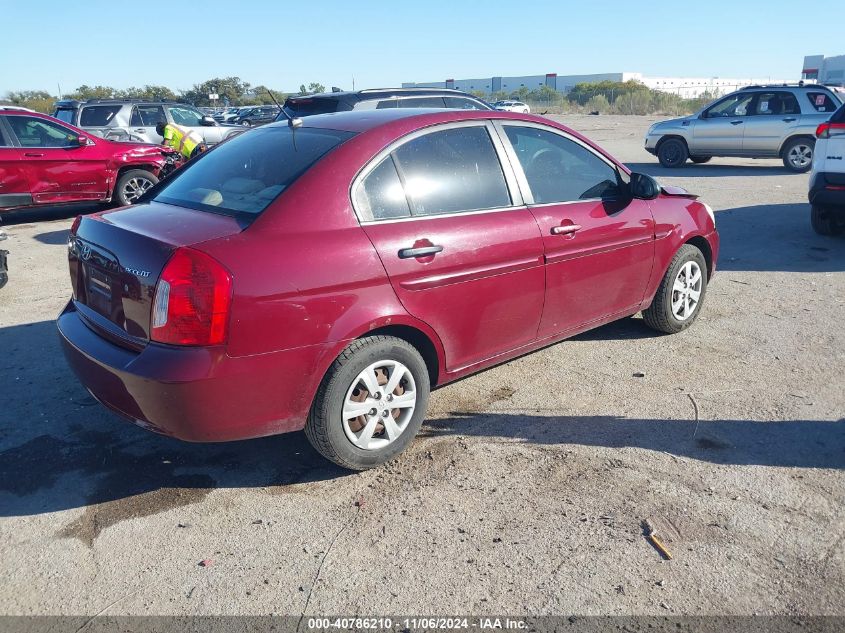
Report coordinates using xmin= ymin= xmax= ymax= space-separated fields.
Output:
xmin=809 ymin=102 xmax=845 ymax=235
xmin=493 ymin=100 xmax=530 ymax=114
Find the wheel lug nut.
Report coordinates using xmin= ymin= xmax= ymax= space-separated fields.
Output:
xmin=382 ymin=410 xmax=389 ymax=418
xmin=369 ymin=408 xmax=377 ymax=416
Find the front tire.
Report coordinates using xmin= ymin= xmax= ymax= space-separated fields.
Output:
xmin=114 ymin=169 xmax=158 ymax=206
xmin=305 ymin=336 xmax=430 ymax=470
xmin=643 ymin=244 xmax=708 ymax=334
xmin=657 ymin=138 xmax=689 ymax=168
xmin=782 ymin=137 xmax=814 ymax=173
xmin=690 ymin=156 xmax=712 ymax=164
xmin=810 ymin=204 xmax=844 ymax=236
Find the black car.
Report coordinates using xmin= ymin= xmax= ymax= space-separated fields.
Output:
xmin=231 ymin=106 xmax=280 ymax=127
xmin=277 ymin=88 xmax=492 ymax=121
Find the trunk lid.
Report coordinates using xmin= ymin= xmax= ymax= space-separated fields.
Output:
xmin=68 ymin=202 xmax=243 ymax=348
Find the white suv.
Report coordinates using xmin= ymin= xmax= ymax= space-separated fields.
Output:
xmin=809 ymin=102 xmax=845 ymax=235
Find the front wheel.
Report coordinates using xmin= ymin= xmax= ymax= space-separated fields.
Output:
xmin=241 ymin=120 xmax=252 ymax=127
xmin=690 ymin=156 xmax=712 ymax=164
xmin=305 ymin=336 xmax=430 ymax=470
xmin=657 ymin=138 xmax=689 ymax=168
xmin=114 ymin=169 xmax=158 ymax=206
xmin=782 ymin=138 xmax=814 ymax=173
xmin=811 ymin=204 xmax=844 ymax=236
xmin=643 ymin=244 xmax=708 ymax=334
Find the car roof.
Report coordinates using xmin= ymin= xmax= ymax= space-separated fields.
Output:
xmin=287 ymin=87 xmax=485 ymax=104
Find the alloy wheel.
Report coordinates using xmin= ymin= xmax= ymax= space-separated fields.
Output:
xmin=671 ymin=261 xmax=702 ymax=321
xmin=342 ymin=360 xmax=417 ymax=450
xmin=122 ymin=177 xmax=154 ymax=203
xmin=787 ymin=144 xmax=812 ymax=169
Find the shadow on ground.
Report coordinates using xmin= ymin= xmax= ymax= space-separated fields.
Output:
xmin=1 ymin=319 xmax=842 ymax=522
xmin=715 ymin=203 xmax=845 ymax=272
xmin=0 ymin=203 xmax=99 ymax=227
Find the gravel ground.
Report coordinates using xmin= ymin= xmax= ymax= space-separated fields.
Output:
xmin=0 ymin=115 xmax=842 ymax=619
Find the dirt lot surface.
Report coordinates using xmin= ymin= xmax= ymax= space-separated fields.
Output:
xmin=0 ymin=115 xmax=842 ymax=619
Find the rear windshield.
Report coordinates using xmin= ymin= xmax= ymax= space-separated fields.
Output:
xmin=53 ymin=108 xmax=75 ymax=124
xmin=80 ymin=105 xmax=122 ymax=126
xmin=283 ymin=98 xmax=341 ymax=118
xmin=153 ymin=124 xmax=355 ymax=217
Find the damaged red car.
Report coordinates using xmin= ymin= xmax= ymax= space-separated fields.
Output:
xmin=0 ymin=108 xmax=178 ymax=212
xmin=58 ymin=109 xmax=719 ymax=469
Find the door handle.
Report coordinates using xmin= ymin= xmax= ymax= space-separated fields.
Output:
xmin=134 ymin=128 xmax=146 ymax=133
xmin=24 ymin=152 xmax=45 ymax=157
xmin=782 ymin=117 xmax=797 ymax=122
xmin=398 ymin=245 xmax=443 ymax=259
xmin=551 ymin=224 xmax=582 ymax=235
xmin=730 ymin=120 xmax=743 ymax=126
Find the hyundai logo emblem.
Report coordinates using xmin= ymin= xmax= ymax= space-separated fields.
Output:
xmin=79 ymin=244 xmax=92 ymax=261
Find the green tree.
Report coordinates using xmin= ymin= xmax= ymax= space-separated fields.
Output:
xmin=120 ymin=85 xmax=178 ymax=101
xmin=69 ymin=85 xmax=119 ymax=100
xmin=182 ymin=77 xmax=251 ymax=106
xmin=298 ymin=82 xmax=325 ymax=96
xmin=4 ymin=90 xmax=57 ymax=113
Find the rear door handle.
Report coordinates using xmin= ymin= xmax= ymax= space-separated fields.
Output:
xmin=24 ymin=152 xmax=45 ymax=157
xmin=730 ymin=120 xmax=743 ymax=126
xmin=551 ymin=224 xmax=582 ymax=235
xmin=782 ymin=117 xmax=797 ymax=122
xmin=398 ymin=245 xmax=443 ymax=259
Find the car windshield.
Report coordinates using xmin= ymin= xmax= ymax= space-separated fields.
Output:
xmin=153 ymin=124 xmax=355 ymax=217
xmin=283 ymin=98 xmax=341 ymax=118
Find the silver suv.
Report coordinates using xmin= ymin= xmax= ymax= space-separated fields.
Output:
xmin=52 ymin=99 xmax=244 ymax=146
xmin=645 ymin=85 xmax=843 ymax=172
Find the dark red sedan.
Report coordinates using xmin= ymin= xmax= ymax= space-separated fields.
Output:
xmin=59 ymin=109 xmax=719 ymax=470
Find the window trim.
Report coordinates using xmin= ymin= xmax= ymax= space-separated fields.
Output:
xmin=490 ymin=119 xmax=623 ymax=207
xmin=350 ymin=120 xmax=525 ymax=224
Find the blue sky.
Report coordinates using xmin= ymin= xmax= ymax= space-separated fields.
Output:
xmin=1 ymin=0 xmax=840 ymax=95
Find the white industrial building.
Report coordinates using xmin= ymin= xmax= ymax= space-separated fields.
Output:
xmin=802 ymin=54 xmax=845 ymax=85
xmin=403 ymin=71 xmax=792 ymax=98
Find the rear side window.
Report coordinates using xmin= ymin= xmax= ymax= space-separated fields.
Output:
xmin=807 ymin=92 xmax=839 ymax=113
xmin=79 ymin=105 xmax=122 ymax=126
xmin=154 ymin=126 xmax=355 ymax=216
xmin=354 ymin=156 xmax=410 ymax=220
xmin=130 ymin=105 xmax=166 ymax=126
xmin=444 ymin=97 xmax=489 ymax=110
xmin=389 ymin=126 xmax=510 ymax=216
xmin=397 ymin=97 xmax=446 ymax=108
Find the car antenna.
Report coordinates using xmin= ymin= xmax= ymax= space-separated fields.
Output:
xmin=266 ymin=88 xmax=302 ymax=128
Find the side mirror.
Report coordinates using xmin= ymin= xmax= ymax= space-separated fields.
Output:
xmin=629 ymin=172 xmax=660 ymax=200
xmin=74 ymin=135 xmax=90 ymax=146
xmin=200 ymin=115 xmax=215 ymax=126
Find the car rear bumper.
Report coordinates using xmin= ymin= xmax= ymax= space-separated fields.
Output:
xmin=809 ymin=171 xmax=845 ymax=208
xmin=57 ymin=300 xmax=340 ymax=442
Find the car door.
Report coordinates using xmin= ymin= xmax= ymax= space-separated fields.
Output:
xmin=741 ymin=91 xmax=800 ymax=155
xmin=692 ymin=92 xmax=755 ymax=154
xmin=354 ymin=121 xmax=546 ymax=372
xmin=4 ymin=115 xmax=109 ymax=204
xmin=129 ymin=104 xmax=167 ymax=143
xmin=495 ymin=121 xmax=655 ymax=338
xmin=0 ymin=116 xmax=32 ymax=209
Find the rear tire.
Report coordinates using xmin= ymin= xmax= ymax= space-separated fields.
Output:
xmin=305 ymin=336 xmax=430 ymax=470
xmin=690 ymin=156 xmax=712 ymax=164
xmin=657 ymin=138 xmax=689 ymax=168
xmin=643 ymin=244 xmax=708 ymax=334
xmin=114 ymin=169 xmax=158 ymax=206
xmin=782 ymin=137 xmax=815 ymax=173
xmin=810 ymin=204 xmax=844 ymax=236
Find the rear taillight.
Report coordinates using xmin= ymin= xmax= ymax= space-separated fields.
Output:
xmin=70 ymin=216 xmax=82 ymax=235
xmin=151 ymin=248 xmax=233 ymax=346
xmin=816 ymin=122 xmax=845 ymax=139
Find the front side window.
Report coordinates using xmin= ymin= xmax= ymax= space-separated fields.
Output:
xmin=168 ymin=106 xmax=203 ymax=126
xmin=79 ymin=105 xmax=122 ymax=127
xmin=153 ymin=126 xmax=355 ymax=216
xmin=130 ymin=105 xmax=166 ymax=126
xmin=384 ymin=125 xmax=510 ymax=217
xmin=504 ymin=126 xmax=620 ymax=204
xmin=6 ymin=116 xmax=78 ymax=148
xmin=705 ymin=93 xmax=754 ymax=118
